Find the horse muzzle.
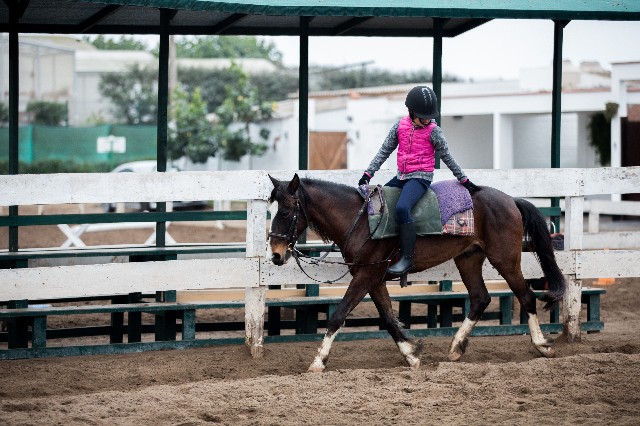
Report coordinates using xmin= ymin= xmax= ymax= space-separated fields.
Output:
xmin=271 ymin=249 xmax=292 ymax=266
xmin=270 ymin=241 xmax=292 ymax=266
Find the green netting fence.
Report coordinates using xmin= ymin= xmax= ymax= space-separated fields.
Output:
xmin=0 ymin=124 xmax=157 ymax=166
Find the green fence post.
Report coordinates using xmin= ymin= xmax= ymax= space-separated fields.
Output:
xmin=127 ymin=292 xmax=143 ymax=343
xmin=7 ymin=300 xmax=29 ymax=349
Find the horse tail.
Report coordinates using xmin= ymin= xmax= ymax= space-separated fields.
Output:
xmin=514 ymin=198 xmax=565 ymax=310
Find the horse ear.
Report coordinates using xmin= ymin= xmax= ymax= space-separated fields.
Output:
xmin=268 ymin=174 xmax=280 ymax=188
xmin=287 ymin=173 xmax=300 ymax=194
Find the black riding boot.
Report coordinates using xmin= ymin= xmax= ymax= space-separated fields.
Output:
xmin=387 ymin=222 xmax=416 ymax=275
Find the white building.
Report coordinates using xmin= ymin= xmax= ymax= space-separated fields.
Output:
xmin=239 ymin=61 xmax=640 ymax=176
xmin=1 ymin=35 xmax=281 ymax=125
xmin=2 ymin=34 xmax=638 ymax=174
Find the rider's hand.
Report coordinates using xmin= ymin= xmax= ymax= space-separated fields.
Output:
xmin=358 ymin=172 xmax=371 ymax=186
xmin=461 ymin=179 xmax=480 ymax=194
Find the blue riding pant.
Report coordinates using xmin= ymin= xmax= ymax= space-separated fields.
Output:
xmin=385 ymin=177 xmax=432 ymax=225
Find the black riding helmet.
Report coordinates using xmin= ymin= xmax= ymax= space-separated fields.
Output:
xmin=405 ymin=85 xmax=438 ymax=119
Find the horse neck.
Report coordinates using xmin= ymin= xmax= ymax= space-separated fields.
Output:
xmin=301 ymin=181 xmax=362 ymax=247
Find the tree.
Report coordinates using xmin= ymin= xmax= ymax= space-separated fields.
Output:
xmin=178 ymin=67 xmax=297 ymax=112
xmin=99 ymin=64 xmax=158 ymax=124
xmin=0 ymin=102 xmax=8 ymax=126
xmin=168 ymin=65 xmax=274 ymax=163
xmin=311 ymin=66 xmax=460 ymax=91
xmin=214 ymin=63 xmax=273 ymax=161
xmin=171 ymin=35 xmax=282 ymax=63
xmin=26 ymin=101 xmax=68 ymax=125
xmin=83 ymin=35 xmax=149 ymax=51
xmin=169 ymin=86 xmax=217 ymax=163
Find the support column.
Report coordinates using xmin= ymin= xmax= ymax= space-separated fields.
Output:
xmin=8 ymin=4 xmax=19 ymax=252
xmin=432 ymin=18 xmax=443 ymax=169
xmin=562 ymin=195 xmax=584 ymax=342
xmin=156 ymin=9 xmax=174 ymax=247
xmin=550 ymin=20 xmax=570 ymax=231
xmin=493 ymin=113 xmax=514 ymax=169
xmin=245 ymin=199 xmax=267 ymax=357
xmin=610 ymin=81 xmax=627 ymax=201
xmin=298 ymin=16 xmax=311 ymax=170
xmin=493 ymin=112 xmax=501 ymax=169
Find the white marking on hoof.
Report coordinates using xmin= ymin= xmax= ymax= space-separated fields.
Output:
xmin=527 ymin=313 xmax=556 ymax=357
xmin=308 ymin=358 xmax=326 ymax=372
xmin=448 ymin=318 xmax=476 ymax=361
xmin=308 ymin=332 xmax=338 ymax=372
xmin=397 ymin=341 xmax=420 ymax=369
xmin=535 ymin=344 xmax=556 ymax=358
xmin=448 ymin=348 xmax=463 ymax=362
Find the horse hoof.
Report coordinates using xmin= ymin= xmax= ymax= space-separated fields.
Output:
xmin=406 ymin=356 xmax=421 ymax=369
xmin=308 ymin=359 xmax=326 ymax=373
xmin=535 ymin=345 xmax=556 ymax=358
xmin=448 ymin=350 xmax=463 ymax=362
xmin=448 ymin=338 xmax=468 ymax=361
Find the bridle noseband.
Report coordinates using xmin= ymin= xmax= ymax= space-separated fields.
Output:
xmin=268 ymin=197 xmax=305 ymax=251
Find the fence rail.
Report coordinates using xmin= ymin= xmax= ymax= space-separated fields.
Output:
xmin=1 ymin=166 xmax=640 ymax=353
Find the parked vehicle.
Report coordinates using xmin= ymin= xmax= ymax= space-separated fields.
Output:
xmin=102 ymin=161 xmax=208 ymax=212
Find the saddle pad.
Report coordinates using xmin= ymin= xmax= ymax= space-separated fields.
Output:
xmin=442 ymin=208 xmax=475 ymax=236
xmin=368 ymin=187 xmax=442 ymax=239
xmin=430 ymin=180 xmax=474 ymax=225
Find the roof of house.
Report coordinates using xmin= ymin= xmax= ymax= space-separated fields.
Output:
xmin=2 ymin=1 xmax=638 ymax=37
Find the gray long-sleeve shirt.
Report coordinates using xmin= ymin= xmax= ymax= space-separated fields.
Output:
xmin=365 ymin=119 xmax=467 ymax=182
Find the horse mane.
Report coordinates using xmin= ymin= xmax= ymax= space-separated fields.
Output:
xmin=299 ymin=178 xmax=357 ymax=244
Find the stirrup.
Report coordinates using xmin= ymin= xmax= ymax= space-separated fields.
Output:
xmin=399 ymin=273 xmax=410 ymax=288
xmin=387 ymin=256 xmax=414 ymax=276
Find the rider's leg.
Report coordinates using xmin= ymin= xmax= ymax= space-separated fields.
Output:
xmin=387 ymin=179 xmax=430 ymax=275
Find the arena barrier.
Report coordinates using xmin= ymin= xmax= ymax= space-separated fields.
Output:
xmin=1 ymin=167 xmax=639 ymax=358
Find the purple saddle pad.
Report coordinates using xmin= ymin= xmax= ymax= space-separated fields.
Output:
xmin=431 ymin=180 xmax=473 ymax=225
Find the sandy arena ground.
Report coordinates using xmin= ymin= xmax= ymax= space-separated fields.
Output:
xmin=0 ymin=206 xmax=639 ymax=425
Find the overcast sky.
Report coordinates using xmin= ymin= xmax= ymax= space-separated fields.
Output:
xmin=262 ymin=19 xmax=640 ymax=80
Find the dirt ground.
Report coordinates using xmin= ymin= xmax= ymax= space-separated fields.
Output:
xmin=1 ymin=205 xmax=639 ymax=425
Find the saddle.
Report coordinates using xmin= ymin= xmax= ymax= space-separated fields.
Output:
xmin=357 ymin=179 xmax=475 ymax=239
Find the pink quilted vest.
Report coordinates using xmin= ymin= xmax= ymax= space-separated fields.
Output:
xmin=396 ymin=116 xmax=436 ymax=175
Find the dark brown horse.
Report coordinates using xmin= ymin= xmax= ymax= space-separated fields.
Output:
xmin=268 ymin=174 xmax=564 ymax=372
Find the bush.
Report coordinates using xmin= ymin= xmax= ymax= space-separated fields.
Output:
xmin=26 ymin=101 xmax=68 ymax=125
xmin=0 ymin=160 xmax=112 ymax=174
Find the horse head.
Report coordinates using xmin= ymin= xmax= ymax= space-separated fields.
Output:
xmin=268 ymin=174 xmax=308 ymax=265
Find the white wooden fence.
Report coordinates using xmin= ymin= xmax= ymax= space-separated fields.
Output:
xmin=1 ymin=167 xmax=640 ymax=353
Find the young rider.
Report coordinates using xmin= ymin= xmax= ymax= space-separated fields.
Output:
xmin=358 ymin=85 xmax=479 ymax=275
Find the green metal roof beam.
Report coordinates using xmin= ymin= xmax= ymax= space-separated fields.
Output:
xmin=209 ymin=12 xmax=248 ymax=34
xmin=77 ymin=4 xmax=122 ymax=33
xmin=331 ymin=16 xmax=373 ymax=36
xmin=447 ymin=19 xmax=493 ymax=37
xmin=75 ymin=0 xmax=640 ymax=21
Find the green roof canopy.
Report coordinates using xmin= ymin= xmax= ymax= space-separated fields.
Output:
xmin=1 ymin=0 xmax=638 ymax=36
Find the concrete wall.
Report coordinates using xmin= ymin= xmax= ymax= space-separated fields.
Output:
xmin=512 ymin=113 xmax=579 ymax=168
xmin=439 ymin=114 xmax=493 ymax=169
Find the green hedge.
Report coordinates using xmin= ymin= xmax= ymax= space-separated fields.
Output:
xmin=0 ymin=159 xmax=113 ymax=174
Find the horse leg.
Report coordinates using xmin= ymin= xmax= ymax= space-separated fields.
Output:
xmin=369 ymin=283 xmax=423 ymax=368
xmin=308 ymin=275 xmax=372 ymax=373
xmin=488 ymin=258 xmax=555 ymax=358
xmin=449 ymin=250 xmax=491 ymax=361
